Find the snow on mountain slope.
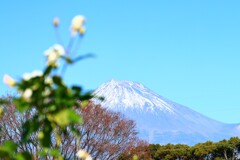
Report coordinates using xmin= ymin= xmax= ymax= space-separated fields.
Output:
xmin=94 ymin=79 xmax=240 ymax=145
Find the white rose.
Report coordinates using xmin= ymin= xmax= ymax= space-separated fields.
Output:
xmin=22 ymin=73 xmax=32 ymax=81
xmin=22 ymin=89 xmax=33 ymax=101
xmin=23 ymin=70 xmax=43 ymax=81
xmin=53 ymin=44 xmax=65 ymax=56
xmin=71 ymin=15 xmax=86 ymax=36
xmin=31 ymin=70 xmax=43 ymax=77
xmin=76 ymin=150 xmax=92 ymax=159
xmin=45 ymin=77 xmax=53 ymax=85
xmin=44 ymin=44 xmax=65 ymax=66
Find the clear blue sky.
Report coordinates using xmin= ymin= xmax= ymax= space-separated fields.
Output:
xmin=1 ymin=1 xmax=240 ymax=123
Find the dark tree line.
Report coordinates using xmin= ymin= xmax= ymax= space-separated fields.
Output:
xmin=148 ymin=137 xmax=240 ymax=160
xmin=118 ymin=136 xmax=240 ymax=160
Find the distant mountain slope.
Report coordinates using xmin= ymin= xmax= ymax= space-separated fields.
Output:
xmin=94 ymin=80 xmax=240 ymax=145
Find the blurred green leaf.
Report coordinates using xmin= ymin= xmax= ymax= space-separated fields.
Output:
xmin=43 ymin=66 xmax=53 ymax=76
xmin=14 ymin=99 xmax=31 ymax=112
xmin=38 ymin=150 xmax=47 ymax=157
xmin=16 ymin=152 xmax=32 ymax=160
xmin=41 ymin=119 xmax=52 ymax=148
xmin=72 ymin=86 xmax=82 ymax=94
xmin=70 ymin=125 xmax=81 ymax=137
xmin=53 ymin=109 xmax=82 ymax=127
xmin=52 ymin=76 xmax=63 ymax=86
xmin=62 ymin=56 xmax=73 ymax=64
xmin=0 ymin=141 xmax=17 ymax=155
xmin=0 ymin=15 xmax=95 ymax=159
xmin=73 ymin=53 xmax=95 ymax=63
xmin=22 ymin=117 xmax=40 ymax=142
xmin=49 ymin=148 xmax=60 ymax=156
xmin=79 ymin=92 xmax=93 ymax=101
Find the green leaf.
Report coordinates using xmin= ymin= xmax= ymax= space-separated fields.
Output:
xmin=73 ymin=53 xmax=95 ymax=63
xmin=53 ymin=109 xmax=82 ymax=127
xmin=48 ymin=105 xmax=57 ymax=112
xmin=72 ymin=86 xmax=82 ymax=94
xmin=43 ymin=66 xmax=53 ymax=76
xmin=40 ymin=119 xmax=52 ymax=148
xmin=38 ymin=150 xmax=47 ymax=157
xmin=79 ymin=92 xmax=93 ymax=101
xmin=70 ymin=125 xmax=81 ymax=137
xmin=52 ymin=76 xmax=63 ymax=86
xmin=49 ymin=149 xmax=60 ymax=156
xmin=22 ymin=117 xmax=40 ymax=142
xmin=62 ymin=56 xmax=73 ymax=64
xmin=15 ymin=100 xmax=31 ymax=112
xmin=0 ymin=141 xmax=17 ymax=155
xmin=16 ymin=152 xmax=32 ymax=160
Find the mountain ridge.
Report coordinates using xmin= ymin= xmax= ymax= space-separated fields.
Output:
xmin=93 ymin=79 xmax=240 ymax=145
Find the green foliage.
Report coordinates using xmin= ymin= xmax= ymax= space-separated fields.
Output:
xmin=191 ymin=141 xmax=216 ymax=159
xmin=0 ymin=15 xmax=94 ymax=159
xmin=152 ymin=143 xmax=190 ymax=160
xmin=149 ymin=137 xmax=240 ymax=160
xmin=0 ymin=141 xmax=32 ymax=160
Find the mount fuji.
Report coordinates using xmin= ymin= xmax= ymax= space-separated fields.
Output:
xmin=93 ymin=80 xmax=240 ymax=145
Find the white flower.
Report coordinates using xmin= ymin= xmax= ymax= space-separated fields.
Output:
xmin=22 ymin=89 xmax=33 ymax=101
xmin=53 ymin=44 xmax=65 ymax=56
xmin=23 ymin=70 xmax=43 ymax=81
xmin=77 ymin=150 xmax=87 ymax=158
xmin=22 ymin=73 xmax=32 ymax=81
xmin=71 ymin=15 xmax=86 ymax=36
xmin=3 ymin=74 xmax=16 ymax=87
xmin=71 ymin=15 xmax=85 ymax=31
xmin=76 ymin=150 xmax=92 ymax=160
xmin=47 ymin=51 xmax=58 ymax=65
xmin=44 ymin=44 xmax=65 ymax=66
xmin=45 ymin=77 xmax=53 ymax=85
xmin=31 ymin=70 xmax=43 ymax=77
xmin=45 ymin=44 xmax=65 ymax=56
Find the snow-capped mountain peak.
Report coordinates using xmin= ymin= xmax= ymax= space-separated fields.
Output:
xmin=94 ymin=79 xmax=240 ymax=145
xmin=94 ymin=79 xmax=175 ymax=113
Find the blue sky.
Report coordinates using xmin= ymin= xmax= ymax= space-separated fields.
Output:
xmin=1 ymin=1 xmax=240 ymax=123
